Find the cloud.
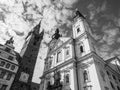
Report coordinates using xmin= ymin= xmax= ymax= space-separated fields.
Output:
xmin=87 ymin=0 xmax=107 ymax=20
xmin=0 ymin=0 xmax=79 ymax=83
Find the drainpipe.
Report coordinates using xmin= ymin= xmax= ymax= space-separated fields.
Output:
xmin=73 ymin=38 xmax=80 ymax=90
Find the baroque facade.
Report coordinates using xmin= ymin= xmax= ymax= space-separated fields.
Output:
xmin=10 ymin=21 xmax=44 ymax=90
xmin=0 ymin=37 xmax=19 ymax=90
xmin=40 ymin=11 xmax=120 ymax=90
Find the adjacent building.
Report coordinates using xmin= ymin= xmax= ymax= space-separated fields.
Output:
xmin=10 ymin=21 xmax=44 ymax=90
xmin=40 ymin=11 xmax=120 ymax=90
xmin=0 ymin=37 xmax=19 ymax=90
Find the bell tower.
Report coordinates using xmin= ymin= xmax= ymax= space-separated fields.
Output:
xmin=10 ymin=21 xmax=44 ymax=90
xmin=73 ymin=10 xmax=97 ymax=58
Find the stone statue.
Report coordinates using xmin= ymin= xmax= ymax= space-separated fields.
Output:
xmin=52 ymin=28 xmax=61 ymax=40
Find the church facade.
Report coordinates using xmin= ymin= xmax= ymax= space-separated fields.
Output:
xmin=40 ymin=11 xmax=120 ymax=90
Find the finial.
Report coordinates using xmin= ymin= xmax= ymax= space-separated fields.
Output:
xmin=74 ymin=9 xmax=85 ymax=19
xmin=6 ymin=37 xmax=14 ymax=45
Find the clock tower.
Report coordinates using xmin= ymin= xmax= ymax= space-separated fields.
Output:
xmin=10 ymin=21 xmax=44 ymax=90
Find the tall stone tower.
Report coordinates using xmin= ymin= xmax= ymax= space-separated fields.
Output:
xmin=10 ymin=21 xmax=44 ymax=90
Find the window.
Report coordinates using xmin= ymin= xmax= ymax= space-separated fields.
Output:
xmin=5 ymin=47 xmax=11 ymax=53
xmin=6 ymin=73 xmax=12 ymax=80
xmin=117 ymin=86 xmax=120 ymax=90
xmin=1 ymin=85 xmax=7 ymax=90
xmin=106 ymin=71 xmax=110 ymax=76
xmin=64 ymin=46 xmax=71 ymax=59
xmin=0 ymin=70 xmax=6 ymax=79
xmin=104 ymin=86 xmax=109 ymax=90
xmin=11 ymin=65 xmax=15 ymax=70
xmin=83 ymin=85 xmax=92 ymax=90
xmin=77 ymin=27 xmax=80 ymax=33
xmin=110 ymin=82 xmax=115 ymax=89
xmin=49 ymin=60 xmax=52 ymax=68
xmin=56 ymin=51 xmax=62 ymax=63
xmin=100 ymin=70 xmax=105 ymax=82
xmin=8 ymin=56 xmax=14 ymax=60
xmin=112 ymin=75 xmax=116 ymax=81
xmin=80 ymin=45 xmax=84 ymax=53
xmin=0 ymin=61 xmax=5 ymax=67
xmin=83 ymin=70 xmax=90 ymax=83
xmin=5 ymin=63 xmax=10 ymax=69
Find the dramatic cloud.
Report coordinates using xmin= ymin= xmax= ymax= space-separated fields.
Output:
xmin=0 ymin=0 xmax=78 ymax=83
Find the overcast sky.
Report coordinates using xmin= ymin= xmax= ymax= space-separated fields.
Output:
xmin=0 ymin=0 xmax=120 ymax=83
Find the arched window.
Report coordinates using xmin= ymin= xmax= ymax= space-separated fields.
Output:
xmin=80 ymin=45 xmax=84 ymax=53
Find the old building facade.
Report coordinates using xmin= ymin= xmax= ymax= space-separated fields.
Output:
xmin=40 ymin=11 xmax=120 ymax=90
xmin=0 ymin=37 xmax=19 ymax=90
xmin=10 ymin=21 xmax=44 ymax=90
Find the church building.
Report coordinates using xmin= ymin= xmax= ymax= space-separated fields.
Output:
xmin=40 ymin=10 xmax=120 ymax=90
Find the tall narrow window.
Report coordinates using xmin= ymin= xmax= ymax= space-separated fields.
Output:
xmin=57 ymin=51 xmax=62 ymax=63
xmin=77 ymin=27 xmax=80 ymax=33
xmin=64 ymin=46 xmax=71 ymax=60
xmin=83 ymin=70 xmax=90 ymax=83
xmin=80 ymin=45 xmax=84 ymax=53
xmin=49 ymin=60 xmax=52 ymax=68
xmin=110 ymin=82 xmax=115 ymax=89
xmin=100 ymin=70 xmax=105 ymax=82
xmin=0 ymin=70 xmax=6 ymax=79
xmin=112 ymin=75 xmax=116 ymax=81
xmin=6 ymin=73 xmax=12 ymax=80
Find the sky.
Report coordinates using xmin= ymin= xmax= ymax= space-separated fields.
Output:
xmin=0 ymin=0 xmax=120 ymax=83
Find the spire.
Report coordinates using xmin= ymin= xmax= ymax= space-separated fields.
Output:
xmin=25 ymin=20 xmax=41 ymax=39
xmin=33 ymin=20 xmax=41 ymax=35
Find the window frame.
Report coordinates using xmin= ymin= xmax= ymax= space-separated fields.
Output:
xmin=64 ymin=45 xmax=72 ymax=61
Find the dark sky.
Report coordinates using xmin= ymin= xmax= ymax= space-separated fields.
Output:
xmin=72 ymin=0 xmax=120 ymax=59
